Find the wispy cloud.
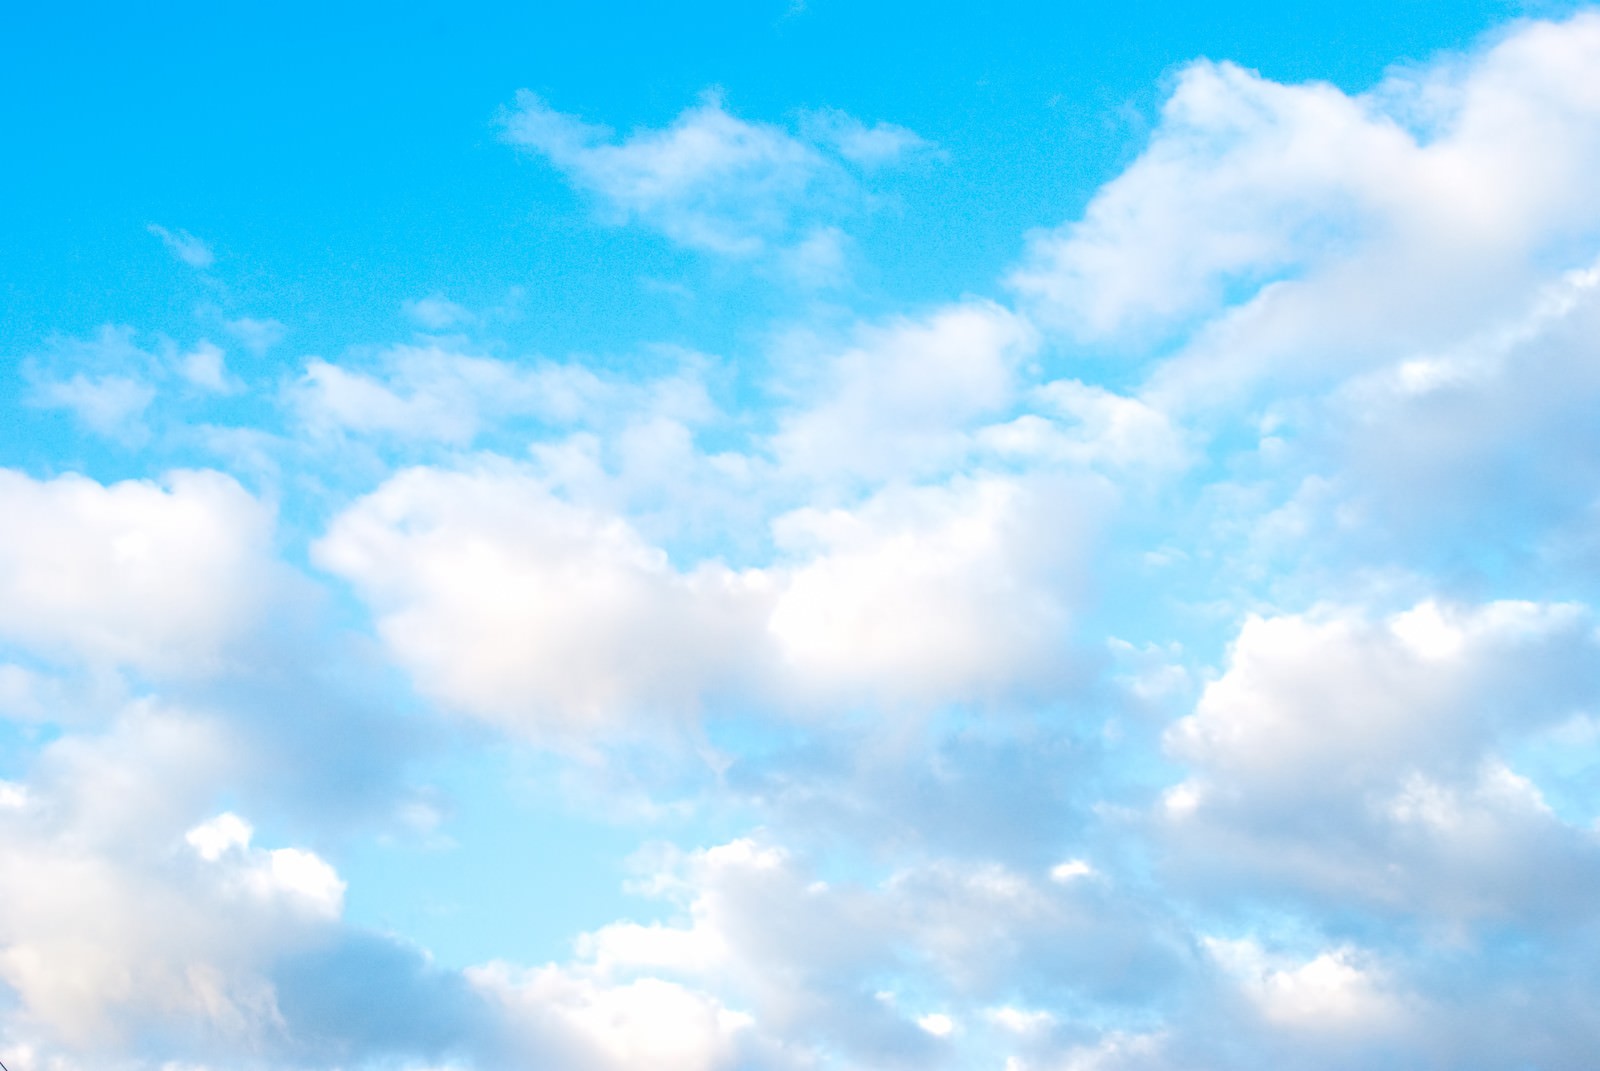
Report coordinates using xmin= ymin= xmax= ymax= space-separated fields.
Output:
xmin=147 ymin=223 xmax=215 ymax=269
xmin=27 ymin=372 xmax=155 ymax=441
xmin=501 ymin=89 xmax=930 ymax=269
xmin=404 ymin=293 xmax=475 ymax=330
xmin=223 ymin=316 xmax=286 ymax=354
xmin=797 ymin=106 xmax=934 ymax=168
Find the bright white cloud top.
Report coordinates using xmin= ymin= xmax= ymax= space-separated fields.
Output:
xmin=6 ymin=6 xmax=1600 ymax=1070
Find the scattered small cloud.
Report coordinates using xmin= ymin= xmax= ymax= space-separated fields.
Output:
xmin=404 ymin=293 xmax=475 ymax=330
xmin=780 ymin=226 xmax=851 ymax=287
xmin=147 ymin=223 xmax=215 ymax=269
xmin=224 ymin=316 xmax=287 ymax=354
xmin=798 ymin=107 xmax=936 ymax=167
xmin=501 ymin=89 xmax=931 ymax=275
xmin=177 ymin=341 xmax=241 ymax=394
xmin=27 ymin=373 xmax=156 ymax=441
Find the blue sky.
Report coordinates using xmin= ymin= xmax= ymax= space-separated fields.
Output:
xmin=5 ymin=2 xmax=1600 ymax=1069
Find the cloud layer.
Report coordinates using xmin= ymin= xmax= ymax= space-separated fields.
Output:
xmin=9 ymin=11 xmax=1600 ymax=1071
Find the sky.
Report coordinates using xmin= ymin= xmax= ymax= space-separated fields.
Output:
xmin=4 ymin=1 xmax=1600 ymax=1068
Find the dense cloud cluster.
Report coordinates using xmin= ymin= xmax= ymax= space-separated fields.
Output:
xmin=9 ymin=11 xmax=1600 ymax=1071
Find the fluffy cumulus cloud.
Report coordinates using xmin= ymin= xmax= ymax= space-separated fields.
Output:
xmin=314 ymin=463 xmax=1104 ymax=734
xmin=472 ymin=965 xmax=788 ymax=1071
xmin=499 ymin=834 xmax=1187 ymax=1070
xmin=0 ymin=469 xmax=280 ymax=677
xmin=1306 ymin=258 xmax=1600 ymax=559
xmin=301 ymin=292 xmax=1125 ymax=736
xmin=16 ymin=9 xmax=1600 ymax=1071
xmin=0 ymin=705 xmax=337 ymax=1053
xmin=766 ymin=473 xmax=1104 ymax=706
xmin=1160 ymin=599 xmax=1600 ymax=925
xmin=1014 ymin=12 xmax=1600 ymax=403
xmin=313 ymin=464 xmax=772 ymax=736
xmin=771 ymin=300 xmax=1038 ymax=484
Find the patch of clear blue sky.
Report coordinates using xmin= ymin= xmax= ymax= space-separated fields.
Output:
xmin=0 ymin=0 xmax=1575 ymax=967
xmin=338 ymin=747 xmax=662 ymax=968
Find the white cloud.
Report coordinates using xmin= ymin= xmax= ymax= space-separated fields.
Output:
xmin=1049 ymin=859 xmax=1096 ymax=884
xmin=1014 ymin=57 xmax=1390 ymax=339
xmin=0 ymin=469 xmax=280 ymax=676
xmin=1204 ymin=938 xmax=1406 ymax=1034
xmin=472 ymin=965 xmax=777 ymax=1071
xmin=977 ymin=381 xmax=1189 ymax=476
xmin=502 ymin=90 xmax=926 ymax=262
xmin=14 ymin=12 xmax=1600 ymax=1071
xmin=768 ymin=473 xmax=1104 ymax=706
xmin=547 ymin=834 xmax=1183 ymax=1068
xmin=778 ymin=225 xmax=851 ymax=287
xmin=22 ymin=325 xmax=244 ymax=438
xmin=1160 ymin=598 xmax=1600 ymax=923
xmin=1168 ymin=599 xmax=1593 ymax=793
xmin=313 ymin=465 xmax=772 ymax=737
xmin=797 ymin=107 xmax=934 ymax=167
xmin=316 ymin=461 xmax=1106 ymax=733
xmin=296 ymin=354 xmax=488 ymax=443
xmin=147 ymin=224 xmax=215 ymax=269
xmin=503 ymin=89 xmax=833 ymax=256
xmin=771 ymin=300 xmax=1038 ymax=484
xmin=984 ymin=1005 xmax=1055 ymax=1034
xmin=26 ymin=372 xmax=155 ymax=440
xmin=1303 ymin=258 xmax=1600 ymax=552
xmin=186 ymin=811 xmax=254 ymax=861
xmin=177 ymin=340 xmax=239 ymax=393
xmin=22 ymin=326 xmax=163 ymax=440
xmin=185 ymin=812 xmax=346 ymax=918
xmin=1014 ymin=13 xmax=1600 ymax=408
xmin=404 ymin=293 xmax=475 ymax=330
xmin=559 ymin=838 xmax=935 ymax=1059
xmin=0 ymin=705 xmax=337 ymax=1049
xmin=1034 ymin=1031 xmax=1168 ymax=1071
xmin=292 ymin=345 xmax=714 ymax=449
xmin=223 ymin=316 xmax=286 ymax=354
